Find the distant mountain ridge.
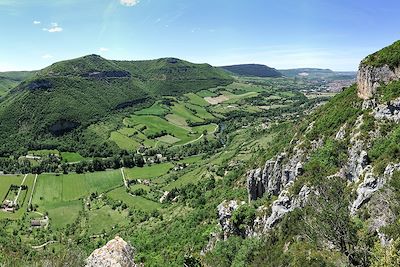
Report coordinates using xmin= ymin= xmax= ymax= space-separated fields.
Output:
xmin=279 ymin=68 xmax=356 ymax=79
xmin=220 ymin=64 xmax=282 ymax=78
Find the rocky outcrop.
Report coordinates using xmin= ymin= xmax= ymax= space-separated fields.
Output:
xmin=250 ymin=184 xmax=310 ymax=235
xmin=374 ymin=98 xmax=400 ymax=123
xmin=27 ymin=79 xmax=53 ymax=91
xmin=357 ymin=64 xmax=400 ymax=99
xmin=83 ymin=70 xmax=131 ymax=79
xmin=202 ymin=200 xmax=245 ymax=254
xmin=86 ymin=236 xmax=137 ymax=267
xmin=247 ymin=149 xmax=305 ymax=201
xmin=344 ymin=116 xmax=370 ymax=182
xmin=351 ymin=164 xmax=400 ymax=214
xmin=217 ymin=200 xmax=245 ymax=240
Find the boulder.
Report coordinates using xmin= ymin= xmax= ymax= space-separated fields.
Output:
xmin=86 ymin=236 xmax=137 ymax=267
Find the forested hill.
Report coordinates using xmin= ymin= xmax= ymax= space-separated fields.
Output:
xmin=0 ymin=55 xmax=233 ymax=155
xmin=0 ymin=71 xmax=35 ymax=97
xmin=220 ymin=64 xmax=282 ymax=77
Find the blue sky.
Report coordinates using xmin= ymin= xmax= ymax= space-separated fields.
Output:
xmin=0 ymin=0 xmax=399 ymax=71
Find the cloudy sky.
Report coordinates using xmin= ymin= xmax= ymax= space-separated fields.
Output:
xmin=0 ymin=0 xmax=399 ymax=71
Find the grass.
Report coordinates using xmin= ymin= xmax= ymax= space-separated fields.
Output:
xmin=170 ymin=103 xmax=204 ymax=124
xmin=164 ymin=168 xmax=204 ymax=190
xmin=107 ymin=187 xmax=161 ymax=211
xmin=178 ymin=155 xmax=204 ymax=164
xmin=184 ymin=93 xmax=209 ymax=106
xmin=156 ymin=135 xmax=181 ymax=145
xmin=61 ymin=152 xmax=85 ymax=163
xmin=0 ymin=175 xmax=24 ymax=201
xmin=110 ymin=131 xmax=141 ymax=151
xmin=135 ymin=101 xmax=168 ymax=116
xmin=44 ymin=200 xmax=83 ymax=229
xmin=130 ymin=184 xmax=151 ymax=192
xmin=196 ymin=90 xmax=217 ymax=97
xmin=185 ymin=103 xmax=215 ymax=120
xmin=33 ymin=170 xmax=123 ymax=204
xmin=32 ymin=170 xmax=123 ymax=228
xmin=123 ymin=163 xmax=173 ymax=181
xmin=225 ymin=81 xmax=265 ymax=93
xmin=0 ymin=174 xmax=35 ymax=220
xmin=223 ymin=91 xmax=259 ymax=104
xmin=124 ymin=115 xmax=198 ymax=145
xmin=165 ymin=114 xmax=190 ymax=129
xmin=87 ymin=205 xmax=128 ymax=235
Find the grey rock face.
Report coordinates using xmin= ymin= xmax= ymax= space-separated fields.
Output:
xmin=335 ymin=124 xmax=347 ymax=140
xmin=357 ymin=64 xmax=400 ymax=99
xmin=247 ymin=149 xmax=305 ymax=201
xmin=351 ymin=164 xmax=400 ymax=215
xmin=344 ymin=116 xmax=370 ymax=183
xmin=262 ymin=185 xmax=310 ymax=231
xmin=350 ymin=167 xmax=383 ymax=214
xmin=86 ymin=236 xmax=137 ymax=267
xmin=217 ymin=200 xmax=245 ymax=240
xmin=346 ymin=141 xmax=369 ymax=183
xmin=373 ymin=98 xmax=400 ymax=123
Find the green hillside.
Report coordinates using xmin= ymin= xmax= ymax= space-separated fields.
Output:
xmin=362 ymin=40 xmax=400 ymax=68
xmin=118 ymin=58 xmax=233 ymax=95
xmin=220 ymin=64 xmax=282 ymax=78
xmin=0 ymin=55 xmax=233 ymax=155
xmin=0 ymin=71 xmax=35 ymax=97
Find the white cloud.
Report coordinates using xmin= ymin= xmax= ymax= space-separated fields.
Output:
xmin=43 ymin=22 xmax=63 ymax=33
xmin=120 ymin=0 xmax=139 ymax=7
xmin=33 ymin=20 xmax=41 ymax=25
xmin=42 ymin=54 xmax=53 ymax=59
xmin=99 ymin=47 xmax=109 ymax=52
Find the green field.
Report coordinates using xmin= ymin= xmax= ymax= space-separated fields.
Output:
xmin=33 ymin=170 xmax=123 ymax=203
xmin=0 ymin=175 xmax=24 ymax=200
xmin=135 ymin=101 xmax=168 ymax=116
xmin=31 ymin=170 xmax=123 ymax=228
xmin=107 ymin=187 xmax=160 ymax=211
xmin=110 ymin=131 xmax=141 ymax=151
xmin=0 ymin=174 xmax=35 ymax=220
xmin=123 ymin=163 xmax=173 ymax=181
xmin=61 ymin=152 xmax=85 ymax=163
xmin=123 ymin=115 xmax=201 ymax=145
xmin=87 ymin=205 xmax=129 ymax=235
xmin=196 ymin=89 xmax=217 ymax=97
xmin=170 ymin=102 xmax=204 ymax=124
xmin=156 ymin=135 xmax=181 ymax=145
xmin=42 ymin=200 xmax=83 ymax=228
xmin=185 ymin=103 xmax=215 ymax=120
xmin=184 ymin=93 xmax=210 ymax=106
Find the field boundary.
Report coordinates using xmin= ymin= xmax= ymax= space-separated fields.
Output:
xmin=121 ymin=168 xmax=128 ymax=188
xmin=27 ymin=174 xmax=38 ymax=211
xmin=13 ymin=174 xmax=28 ymax=204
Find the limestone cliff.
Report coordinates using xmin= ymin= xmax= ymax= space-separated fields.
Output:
xmin=357 ymin=64 xmax=400 ymax=99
